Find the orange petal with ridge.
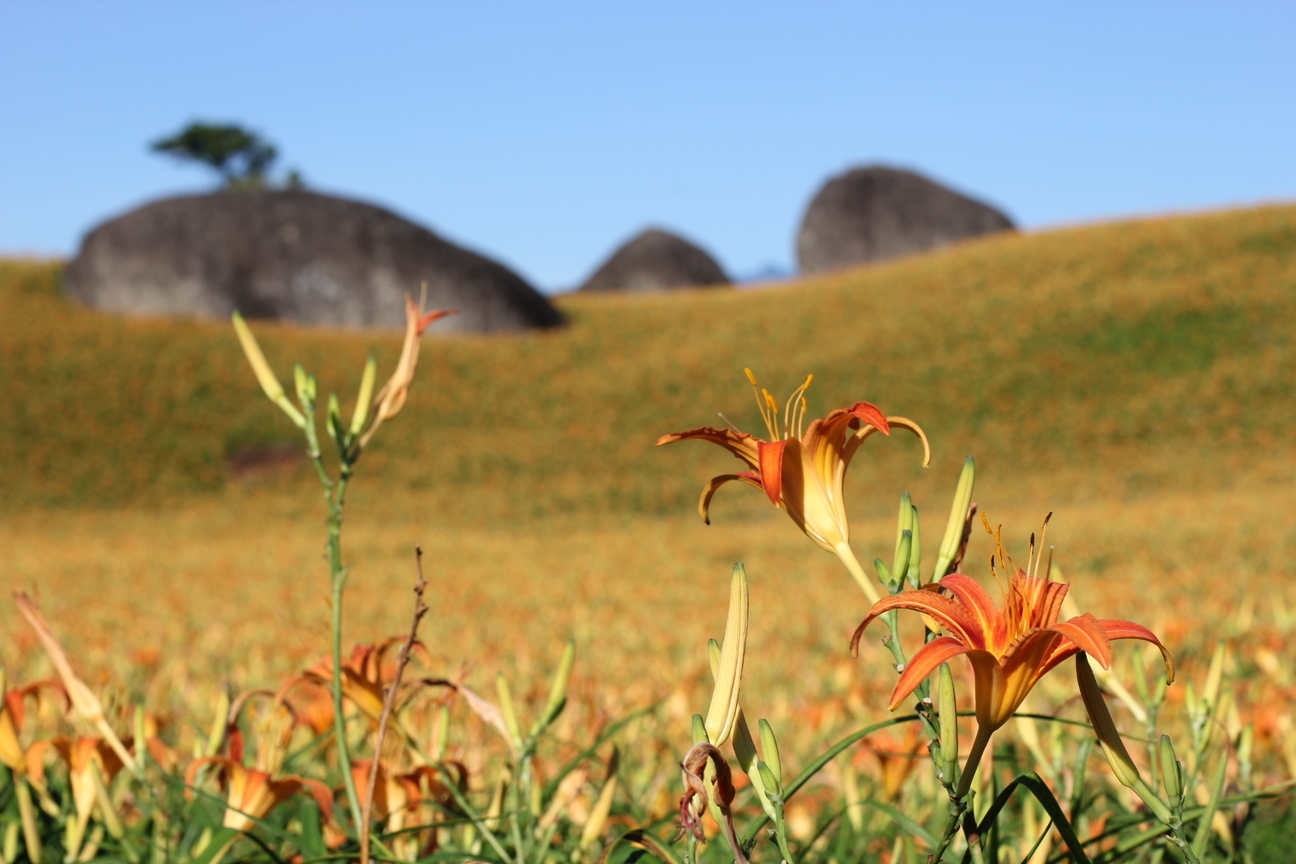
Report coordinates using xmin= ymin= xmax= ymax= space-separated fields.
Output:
xmin=757 ymin=439 xmax=787 ymax=505
xmin=888 ymin=636 xmax=972 ymax=710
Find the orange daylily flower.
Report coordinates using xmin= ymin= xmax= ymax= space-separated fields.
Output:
xmin=303 ymin=638 xmax=429 ymax=729
xmin=850 ymin=517 xmax=1174 ymax=798
xmin=186 ymin=755 xmax=333 ymax=834
xmin=28 ymin=736 xmax=126 ymax=858
xmin=352 ymin=759 xmax=466 ymax=859
xmin=1 ymin=680 xmax=68 ymax=778
xmin=657 ymin=370 xmax=929 ymax=601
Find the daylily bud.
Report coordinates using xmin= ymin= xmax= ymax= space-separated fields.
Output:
xmin=531 ymin=640 xmax=575 ymax=737
xmin=891 ymin=530 xmax=912 ymax=593
xmin=1203 ymin=640 xmax=1227 ymax=712
xmin=206 ymin=687 xmax=231 ymax=757
xmin=707 ymin=637 xmax=721 ymax=679
xmin=326 ymin=393 xmax=344 ymax=445
xmin=758 ymin=719 xmax=782 ymax=787
xmin=15 ymin=779 xmax=41 ymax=864
xmin=691 ymin=713 xmax=708 ymax=745
xmin=495 ymin=673 xmax=522 ymax=747
xmin=1077 ymin=653 xmax=1142 ymax=789
xmin=348 ymin=357 xmax=377 ymax=439
xmin=3 ymin=819 xmax=18 ymax=864
xmin=894 ymin=493 xmax=913 ymax=560
xmin=231 ymin=312 xmax=306 ymax=428
xmin=756 ymin=760 xmax=781 ymax=797
xmin=905 ymin=505 xmax=922 ymax=589
xmin=938 ymin=663 xmax=959 ymax=786
xmin=733 ymin=714 xmax=778 ymax=821
xmin=579 ymin=748 xmax=619 ymax=849
xmin=703 ymin=564 xmax=748 ymax=747
xmin=873 ymin=557 xmax=894 ymax=586
xmin=733 ymin=713 xmax=758 ymax=769
xmin=1159 ymin=735 xmax=1183 ymax=804
xmin=934 ymin=456 xmax=975 ymax=582
xmin=293 ymin=364 xmax=313 ymax=407
xmin=1078 ymin=654 xmax=1175 ymax=824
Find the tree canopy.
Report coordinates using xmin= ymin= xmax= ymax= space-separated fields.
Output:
xmin=151 ymin=122 xmax=295 ymax=188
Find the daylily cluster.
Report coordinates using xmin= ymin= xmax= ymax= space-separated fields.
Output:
xmin=659 ymin=371 xmax=1188 ymax=862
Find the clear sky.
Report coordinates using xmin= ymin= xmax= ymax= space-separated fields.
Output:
xmin=2 ymin=2 xmax=1293 ymax=291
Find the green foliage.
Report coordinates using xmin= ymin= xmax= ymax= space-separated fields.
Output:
xmin=151 ymin=122 xmax=293 ymax=189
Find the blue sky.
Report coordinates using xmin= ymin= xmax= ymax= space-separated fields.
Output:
xmin=2 ymin=2 xmax=1293 ymax=291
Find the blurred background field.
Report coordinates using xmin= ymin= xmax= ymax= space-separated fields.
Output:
xmin=3 ymin=204 xmax=1296 ymax=773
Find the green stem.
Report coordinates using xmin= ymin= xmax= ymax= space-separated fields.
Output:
xmin=770 ymin=802 xmax=798 ymax=864
xmin=307 ymin=416 xmax=363 ymax=836
xmin=955 ymin=725 xmax=993 ymax=801
xmin=834 ymin=542 xmax=881 ymax=605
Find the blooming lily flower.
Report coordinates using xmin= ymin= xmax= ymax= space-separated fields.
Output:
xmin=186 ymin=755 xmax=334 ymax=834
xmin=352 ymin=759 xmax=465 ymax=859
xmin=27 ymin=736 xmax=126 ymax=860
xmin=303 ymin=638 xmax=428 ymax=731
xmin=0 ymin=680 xmax=66 ymax=778
xmin=657 ymin=370 xmax=929 ymax=602
xmin=850 ymin=516 xmax=1174 ymax=798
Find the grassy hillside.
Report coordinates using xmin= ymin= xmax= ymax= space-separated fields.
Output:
xmin=4 ymin=205 xmax=1294 ymax=519
xmin=2 ymin=206 xmax=1295 ymax=763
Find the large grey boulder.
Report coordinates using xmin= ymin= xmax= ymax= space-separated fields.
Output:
xmin=796 ymin=166 xmax=1014 ymax=274
xmin=578 ymin=228 xmax=729 ymax=293
xmin=64 ymin=190 xmax=564 ymax=333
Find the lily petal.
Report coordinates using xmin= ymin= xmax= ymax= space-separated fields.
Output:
xmin=1049 ymin=613 xmax=1113 ymax=670
xmin=939 ymin=575 xmax=1002 ymax=648
xmin=846 ymin=401 xmax=891 ymax=434
xmin=757 ymin=439 xmax=787 ymax=505
xmin=888 ymin=636 xmax=972 ymax=710
xmin=656 ymin=426 xmax=761 ymax=471
xmin=698 ymin=473 xmax=763 ymax=524
xmin=851 ymin=590 xmax=984 ymax=656
xmin=1099 ymin=619 xmax=1176 ymax=683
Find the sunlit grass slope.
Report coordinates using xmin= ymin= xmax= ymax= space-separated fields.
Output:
xmin=4 ymin=205 xmax=1294 ymax=516
xmin=2 ymin=205 xmax=1295 ymax=759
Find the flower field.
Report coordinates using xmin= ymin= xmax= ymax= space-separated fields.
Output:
xmin=1 ymin=204 xmax=1295 ymax=862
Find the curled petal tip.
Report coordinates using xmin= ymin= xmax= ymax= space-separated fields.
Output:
xmin=849 ymin=401 xmax=891 ymax=435
xmin=416 ymin=309 xmax=456 ymax=335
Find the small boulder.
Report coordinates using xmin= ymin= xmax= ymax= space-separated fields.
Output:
xmin=578 ymin=228 xmax=730 ymax=293
xmin=64 ymin=190 xmax=564 ymax=333
xmin=796 ymin=165 xmax=1014 ymax=274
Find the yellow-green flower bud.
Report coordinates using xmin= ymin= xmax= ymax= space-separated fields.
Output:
xmin=759 ymin=719 xmax=782 ymax=787
xmin=1159 ymin=734 xmax=1183 ymax=803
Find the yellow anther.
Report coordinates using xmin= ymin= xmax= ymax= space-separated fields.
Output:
xmin=744 ymin=368 xmax=758 ymax=386
xmin=802 ymin=374 xmax=813 ymax=390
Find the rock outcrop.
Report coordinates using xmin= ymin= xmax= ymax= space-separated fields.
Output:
xmin=65 ymin=190 xmax=564 ymax=333
xmin=796 ymin=166 xmax=1014 ymax=274
xmin=578 ymin=228 xmax=729 ymax=293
